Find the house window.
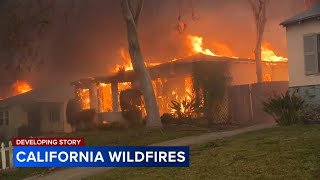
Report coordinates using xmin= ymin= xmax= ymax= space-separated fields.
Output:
xmin=0 ymin=111 xmax=9 ymax=126
xmin=49 ymin=108 xmax=60 ymax=122
xmin=303 ymin=33 xmax=320 ymax=75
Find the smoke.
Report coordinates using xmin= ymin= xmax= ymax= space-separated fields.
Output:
xmin=0 ymin=0 xmax=305 ymax=88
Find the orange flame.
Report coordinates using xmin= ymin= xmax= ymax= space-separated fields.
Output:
xmin=261 ymin=43 xmax=288 ymax=62
xmin=13 ymin=81 xmax=32 ymax=95
xmin=187 ymin=35 xmax=239 ymax=58
xmin=188 ymin=35 xmax=218 ymax=56
xmin=115 ymin=48 xmax=162 ymax=73
xmin=114 ymin=48 xmax=134 ymax=72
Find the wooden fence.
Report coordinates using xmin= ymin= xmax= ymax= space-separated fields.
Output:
xmin=0 ymin=141 xmax=13 ymax=170
xmin=228 ymin=81 xmax=289 ymax=124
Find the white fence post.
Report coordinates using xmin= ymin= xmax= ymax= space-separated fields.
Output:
xmin=1 ymin=142 xmax=6 ymax=170
xmin=8 ymin=141 xmax=13 ymax=168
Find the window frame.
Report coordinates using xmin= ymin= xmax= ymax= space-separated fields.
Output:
xmin=49 ymin=107 xmax=60 ymax=122
xmin=303 ymin=33 xmax=320 ymax=75
xmin=0 ymin=111 xmax=9 ymax=126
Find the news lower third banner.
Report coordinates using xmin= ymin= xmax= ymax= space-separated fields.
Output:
xmin=14 ymin=146 xmax=189 ymax=167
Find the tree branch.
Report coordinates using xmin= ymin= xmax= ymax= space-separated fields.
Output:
xmin=121 ymin=0 xmax=136 ymax=30
xmin=127 ymin=0 xmax=135 ymax=18
xmin=247 ymin=0 xmax=258 ymax=21
xmin=134 ymin=0 xmax=144 ymax=27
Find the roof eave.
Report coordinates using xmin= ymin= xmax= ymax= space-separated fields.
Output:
xmin=280 ymin=16 xmax=320 ymax=27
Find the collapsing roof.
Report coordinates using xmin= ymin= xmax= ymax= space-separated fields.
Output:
xmin=71 ymin=54 xmax=288 ymax=88
xmin=280 ymin=2 xmax=320 ymax=27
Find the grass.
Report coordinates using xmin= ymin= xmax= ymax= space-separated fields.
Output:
xmin=87 ymin=125 xmax=320 ymax=180
xmin=0 ymin=126 xmax=208 ymax=180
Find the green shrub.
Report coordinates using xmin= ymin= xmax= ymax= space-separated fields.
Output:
xmin=263 ymin=91 xmax=304 ymax=126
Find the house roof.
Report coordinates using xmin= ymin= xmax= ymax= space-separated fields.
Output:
xmin=71 ymin=54 xmax=288 ymax=88
xmin=0 ymin=83 xmax=74 ymax=107
xmin=280 ymin=2 xmax=320 ymax=27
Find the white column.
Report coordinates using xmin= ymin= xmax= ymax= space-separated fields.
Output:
xmin=89 ymin=83 xmax=98 ymax=112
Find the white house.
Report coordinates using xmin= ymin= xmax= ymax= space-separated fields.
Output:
xmin=281 ymin=2 xmax=320 ymax=103
xmin=0 ymin=84 xmax=74 ymax=140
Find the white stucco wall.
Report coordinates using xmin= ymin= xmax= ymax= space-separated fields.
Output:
xmin=286 ymin=20 xmax=320 ymax=87
xmin=40 ymin=101 xmax=72 ymax=134
xmin=0 ymin=106 xmax=28 ymax=140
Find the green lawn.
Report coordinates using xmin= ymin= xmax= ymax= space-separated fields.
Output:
xmin=0 ymin=126 xmax=208 ymax=180
xmin=87 ymin=125 xmax=320 ymax=180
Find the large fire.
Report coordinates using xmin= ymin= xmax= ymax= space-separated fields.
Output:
xmin=115 ymin=34 xmax=287 ymax=74
xmin=80 ymin=34 xmax=288 ymax=114
xmin=187 ymin=35 xmax=287 ymax=62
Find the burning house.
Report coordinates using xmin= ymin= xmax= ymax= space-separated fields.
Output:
xmin=72 ymin=54 xmax=288 ymax=124
xmin=70 ymin=34 xmax=289 ymax=125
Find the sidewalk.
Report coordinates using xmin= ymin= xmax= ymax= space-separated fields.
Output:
xmin=23 ymin=122 xmax=276 ymax=180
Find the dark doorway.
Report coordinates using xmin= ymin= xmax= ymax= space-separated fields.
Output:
xmin=26 ymin=104 xmax=41 ymax=136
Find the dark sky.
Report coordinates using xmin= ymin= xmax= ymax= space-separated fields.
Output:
xmin=0 ymin=0 xmax=305 ymax=87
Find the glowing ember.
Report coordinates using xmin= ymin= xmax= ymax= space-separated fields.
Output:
xmin=13 ymin=81 xmax=32 ymax=95
xmin=261 ymin=43 xmax=288 ymax=62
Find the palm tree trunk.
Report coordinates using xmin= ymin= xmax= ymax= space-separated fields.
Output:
xmin=255 ymin=29 xmax=264 ymax=83
xmin=121 ymin=0 xmax=162 ymax=129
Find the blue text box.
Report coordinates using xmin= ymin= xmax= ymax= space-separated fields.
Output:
xmin=14 ymin=146 xmax=189 ymax=168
